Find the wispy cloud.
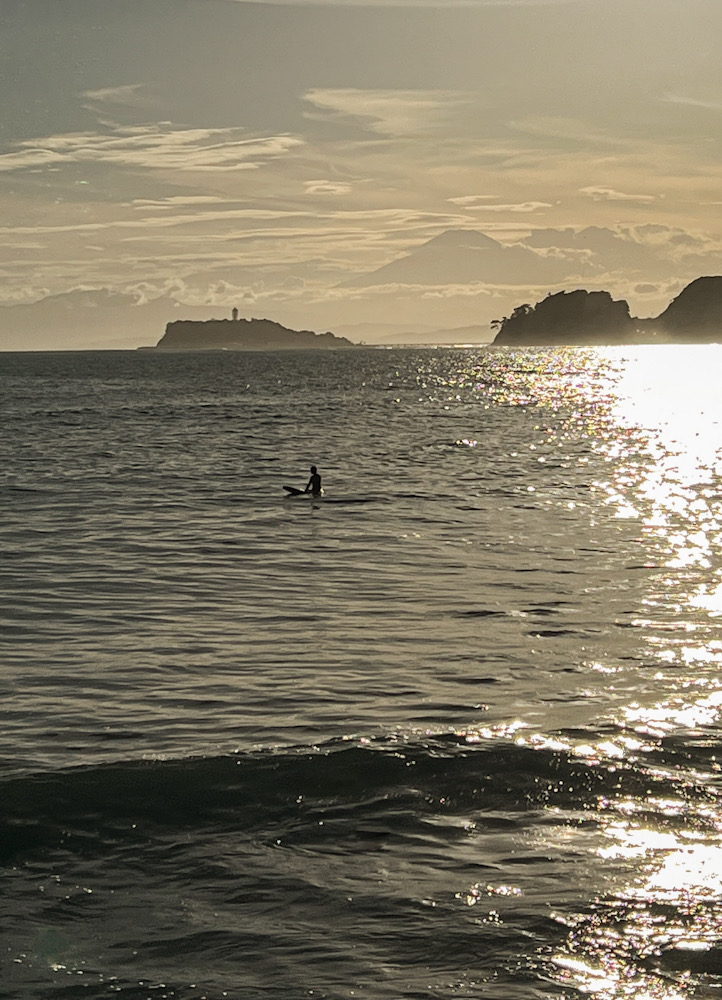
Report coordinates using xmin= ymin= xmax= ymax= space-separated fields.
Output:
xmin=509 ymin=116 xmax=638 ymax=151
xmin=448 ymin=195 xmax=499 ymax=205
xmin=0 ymin=125 xmax=302 ymax=174
xmin=662 ymin=93 xmax=722 ymax=113
xmin=81 ymin=84 xmax=150 ymax=111
xmin=0 ymin=206 xmax=476 ymax=243
xmin=449 ymin=196 xmax=552 ymax=212
xmin=304 ymin=180 xmax=353 ymax=196
xmin=131 ymin=196 xmax=230 ymax=209
xmin=581 ymin=186 xmax=657 ymax=204
xmin=304 ymin=89 xmax=471 ymax=136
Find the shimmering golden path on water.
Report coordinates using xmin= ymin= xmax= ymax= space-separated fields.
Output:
xmin=447 ymin=701 xmax=722 ymax=998
xmin=438 ymin=346 xmax=722 ymax=998
xmin=557 ymin=348 xmax=722 ymax=998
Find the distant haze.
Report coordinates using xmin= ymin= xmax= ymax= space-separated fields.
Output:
xmin=3 ymin=0 xmax=722 ymax=348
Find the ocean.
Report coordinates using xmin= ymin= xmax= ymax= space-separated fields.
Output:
xmin=2 ymin=345 xmax=722 ymax=999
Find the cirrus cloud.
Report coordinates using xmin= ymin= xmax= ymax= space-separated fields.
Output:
xmin=0 ymin=125 xmax=303 ymax=174
xmin=449 ymin=195 xmax=552 ymax=212
xmin=303 ymin=88 xmax=472 ymax=136
xmin=304 ymin=179 xmax=352 ymax=195
xmin=580 ymin=185 xmax=657 ymax=204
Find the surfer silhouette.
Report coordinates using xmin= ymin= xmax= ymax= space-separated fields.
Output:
xmin=305 ymin=465 xmax=322 ymax=495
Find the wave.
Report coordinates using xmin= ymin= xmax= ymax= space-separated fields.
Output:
xmin=3 ymin=734 xmax=721 ymax=998
xmin=2 ymin=729 xmax=716 ymax=865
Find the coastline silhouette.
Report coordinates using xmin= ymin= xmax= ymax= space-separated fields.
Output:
xmin=492 ymin=276 xmax=722 ymax=345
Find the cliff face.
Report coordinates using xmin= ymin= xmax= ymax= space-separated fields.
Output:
xmin=492 ymin=289 xmax=635 ymax=345
xmin=155 ymin=317 xmax=354 ymax=351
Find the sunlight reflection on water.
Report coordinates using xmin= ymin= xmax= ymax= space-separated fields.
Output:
xmin=427 ymin=346 xmax=722 ymax=997
xmin=543 ymin=346 xmax=722 ymax=998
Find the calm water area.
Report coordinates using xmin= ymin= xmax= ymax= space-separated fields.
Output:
xmin=2 ymin=345 xmax=722 ymax=999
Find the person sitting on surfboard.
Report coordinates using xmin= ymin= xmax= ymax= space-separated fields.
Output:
xmin=305 ymin=465 xmax=322 ymax=495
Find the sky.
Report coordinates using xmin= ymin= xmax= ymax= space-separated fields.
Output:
xmin=3 ymin=0 xmax=722 ymax=346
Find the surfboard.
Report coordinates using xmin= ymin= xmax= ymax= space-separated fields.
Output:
xmin=283 ymin=485 xmax=323 ymax=498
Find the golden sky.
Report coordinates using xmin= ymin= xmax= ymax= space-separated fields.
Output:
xmin=3 ymin=0 xmax=722 ymax=343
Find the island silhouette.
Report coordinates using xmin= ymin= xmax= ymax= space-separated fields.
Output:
xmin=146 ymin=277 xmax=722 ymax=351
xmin=153 ymin=314 xmax=354 ymax=351
xmin=492 ymin=276 xmax=722 ymax=345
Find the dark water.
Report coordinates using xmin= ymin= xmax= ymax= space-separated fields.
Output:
xmin=2 ymin=346 xmax=722 ymax=999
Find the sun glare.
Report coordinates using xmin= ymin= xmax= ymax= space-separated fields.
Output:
xmin=543 ymin=346 xmax=722 ymax=997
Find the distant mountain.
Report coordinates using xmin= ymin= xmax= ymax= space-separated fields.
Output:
xmin=0 ymin=290 xmax=217 ymax=350
xmin=21 ymin=288 xmax=142 ymax=311
xmin=339 ymin=229 xmax=576 ymax=288
xmin=0 ymin=289 xmax=355 ymax=351
xmin=155 ymin=317 xmax=354 ymax=351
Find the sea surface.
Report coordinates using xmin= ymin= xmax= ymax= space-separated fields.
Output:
xmin=2 ymin=345 xmax=722 ymax=999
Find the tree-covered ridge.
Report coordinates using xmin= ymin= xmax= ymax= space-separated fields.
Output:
xmin=492 ymin=277 xmax=722 ymax=345
xmin=492 ymin=290 xmax=634 ymax=345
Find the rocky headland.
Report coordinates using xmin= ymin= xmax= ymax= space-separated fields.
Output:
xmin=153 ymin=316 xmax=354 ymax=351
xmin=492 ymin=276 xmax=722 ymax=345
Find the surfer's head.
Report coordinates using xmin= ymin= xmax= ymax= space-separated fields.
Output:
xmin=310 ymin=465 xmax=317 ymax=474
